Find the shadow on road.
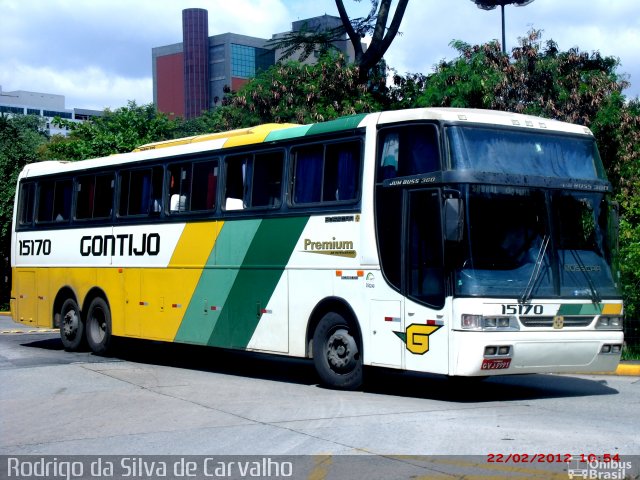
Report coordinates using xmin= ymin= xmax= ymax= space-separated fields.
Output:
xmin=19 ymin=334 xmax=619 ymax=403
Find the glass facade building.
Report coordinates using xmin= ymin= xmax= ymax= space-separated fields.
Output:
xmin=231 ymin=44 xmax=275 ymax=78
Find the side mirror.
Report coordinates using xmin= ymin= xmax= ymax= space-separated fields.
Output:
xmin=444 ymin=197 xmax=464 ymax=242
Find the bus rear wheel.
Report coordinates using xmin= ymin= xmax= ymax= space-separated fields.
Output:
xmin=60 ymin=298 xmax=84 ymax=351
xmin=312 ymin=312 xmax=363 ymax=390
xmin=86 ymin=297 xmax=112 ymax=355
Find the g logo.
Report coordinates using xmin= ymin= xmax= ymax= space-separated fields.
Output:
xmin=406 ymin=324 xmax=441 ymax=355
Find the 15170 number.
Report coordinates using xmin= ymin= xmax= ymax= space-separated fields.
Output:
xmin=18 ymin=239 xmax=52 ymax=256
xmin=501 ymin=304 xmax=543 ymax=315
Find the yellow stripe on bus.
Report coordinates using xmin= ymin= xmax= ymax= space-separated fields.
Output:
xmin=222 ymin=123 xmax=297 ymax=148
xmin=137 ymin=221 xmax=225 ymax=341
xmin=169 ymin=221 xmax=222 ymax=267
xmin=601 ymin=303 xmax=623 ymax=315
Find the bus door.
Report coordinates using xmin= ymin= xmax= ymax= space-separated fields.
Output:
xmin=402 ymin=188 xmax=449 ymax=374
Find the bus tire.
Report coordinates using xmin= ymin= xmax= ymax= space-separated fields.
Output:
xmin=60 ymin=298 xmax=85 ymax=351
xmin=85 ymin=296 xmax=112 ymax=355
xmin=312 ymin=312 xmax=363 ymax=390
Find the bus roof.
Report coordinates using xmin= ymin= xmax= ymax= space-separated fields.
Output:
xmin=376 ymin=108 xmax=593 ymax=136
xmin=18 ymin=108 xmax=593 ymax=179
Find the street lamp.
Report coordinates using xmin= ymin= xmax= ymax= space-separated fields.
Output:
xmin=471 ymin=0 xmax=536 ymax=54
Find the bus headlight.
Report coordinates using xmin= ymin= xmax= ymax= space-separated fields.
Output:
xmin=462 ymin=314 xmax=482 ymax=329
xmin=596 ymin=316 xmax=623 ymax=330
xmin=461 ymin=315 xmax=519 ymax=331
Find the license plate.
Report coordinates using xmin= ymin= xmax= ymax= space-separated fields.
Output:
xmin=481 ymin=358 xmax=511 ymax=370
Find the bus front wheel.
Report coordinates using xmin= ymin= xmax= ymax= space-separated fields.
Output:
xmin=60 ymin=298 xmax=84 ymax=351
xmin=312 ymin=312 xmax=363 ymax=390
xmin=85 ymin=297 xmax=112 ymax=355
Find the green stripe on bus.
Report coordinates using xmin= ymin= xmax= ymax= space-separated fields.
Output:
xmin=557 ymin=303 xmax=603 ymax=315
xmin=264 ymin=125 xmax=312 ymax=142
xmin=174 ymin=220 xmax=261 ymax=344
xmin=305 ymin=114 xmax=367 ymax=136
xmin=207 ymin=216 xmax=309 ymax=349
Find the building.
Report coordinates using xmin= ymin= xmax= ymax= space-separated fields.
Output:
xmin=153 ymin=9 xmax=361 ymax=119
xmin=0 ymin=85 xmax=102 ymax=136
xmin=272 ymin=14 xmax=359 ymax=65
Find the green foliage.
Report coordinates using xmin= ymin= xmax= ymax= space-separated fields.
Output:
xmin=612 ymin=102 xmax=640 ymax=343
xmin=0 ymin=114 xmax=49 ymax=307
xmin=0 ymin=115 xmax=48 ymax=241
xmin=43 ymin=101 xmax=179 ymax=161
xmin=417 ymin=30 xmax=629 ymax=125
xmin=418 ymin=39 xmax=508 ymax=108
xmin=225 ymin=54 xmax=383 ymax=125
xmin=410 ymin=29 xmax=639 ymax=349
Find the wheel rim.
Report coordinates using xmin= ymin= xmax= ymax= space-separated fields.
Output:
xmin=88 ymin=306 xmax=107 ymax=344
xmin=62 ymin=309 xmax=79 ymax=340
xmin=325 ymin=328 xmax=359 ymax=373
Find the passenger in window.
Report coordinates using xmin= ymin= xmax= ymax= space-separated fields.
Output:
xmin=169 ymin=174 xmax=187 ymax=212
xmin=380 ymin=133 xmax=399 ymax=180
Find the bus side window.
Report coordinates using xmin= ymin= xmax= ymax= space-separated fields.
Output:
xmin=325 ymin=142 xmax=360 ymax=202
xmin=18 ymin=182 xmax=36 ymax=226
xmin=251 ymin=152 xmax=283 ymax=208
xmin=94 ymin=174 xmax=114 ymax=218
xmin=36 ymin=179 xmax=72 ymax=223
xmin=377 ymin=125 xmax=440 ymax=180
xmin=191 ymin=159 xmax=218 ymax=212
xmin=379 ymin=132 xmax=399 ymax=180
xmin=292 ymin=141 xmax=360 ymax=205
xmin=119 ymin=167 xmax=163 ymax=217
xmin=224 ymin=155 xmax=249 ymax=210
xmin=168 ymin=163 xmax=190 ymax=213
xmin=76 ymin=173 xmax=114 ymax=220
xmin=404 ymin=125 xmax=439 ymax=175
xmin=292 ymin=145 xmax=323 ymax=204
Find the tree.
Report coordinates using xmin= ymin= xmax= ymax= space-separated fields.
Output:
xmin=0 ymin=114 xmax=49 ymax=308
xmin=418 ymin=29 xmax=629 ymax=124
xmin=225 ymin=54 xmax=383 ymax=126
xmin=413 ymin=30 xmax=639 ymax=351
xmin=270 ymin=0 xmax=409 ymax=83
xmin=44 ymin=101 xmax=179 ymax=161
xmin=610 ymin=101 xmax=640 ymax=340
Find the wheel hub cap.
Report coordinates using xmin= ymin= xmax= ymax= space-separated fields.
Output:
xmin=63 ymin=311 xmax=78 ymax=338
xmin=326 ymin=328 xmax=358 ymax=372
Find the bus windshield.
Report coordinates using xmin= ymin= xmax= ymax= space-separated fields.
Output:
xmin=447 ymin=126 xmax=606 ymax=179
xmin=454 ymin=186 xmax=619 ymax=300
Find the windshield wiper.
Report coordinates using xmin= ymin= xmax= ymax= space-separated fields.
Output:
xmin=519 ymin=235 xmax=550 ymax=304
xmin=569 ymin=249 xmax=601 ymax=304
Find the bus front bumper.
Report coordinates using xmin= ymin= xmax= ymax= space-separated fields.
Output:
xmin=451 ymin=330 xmax=624 ymax=376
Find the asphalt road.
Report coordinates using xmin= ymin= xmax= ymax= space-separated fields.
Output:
xmin=1 ymin=315 xmax=638 ymax=478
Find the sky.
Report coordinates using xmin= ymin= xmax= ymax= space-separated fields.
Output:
xmin=0 ymin=0 xmax=638 ymax=111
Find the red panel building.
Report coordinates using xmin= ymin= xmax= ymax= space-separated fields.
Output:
xmin=155 ymin=52 xmax=184 ymax=118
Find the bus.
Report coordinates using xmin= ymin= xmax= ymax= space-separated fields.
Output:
xmin=10 ymin=108 xmax=623 ymax=390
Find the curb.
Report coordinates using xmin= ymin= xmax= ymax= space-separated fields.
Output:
xmin=613 ymin=363 xmax=640 ymax=376
xmin=0 ymin=329 xmax=58 ymax=334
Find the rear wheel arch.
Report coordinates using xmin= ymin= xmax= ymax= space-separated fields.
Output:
xmin=307 ymin=297 xmax=364 ymax=390
xmin=306 ymin=297 xmax=362 ymax=358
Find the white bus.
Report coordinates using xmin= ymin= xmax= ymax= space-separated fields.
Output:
xmin=11 ymin=108 xmax=623 ymax=389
